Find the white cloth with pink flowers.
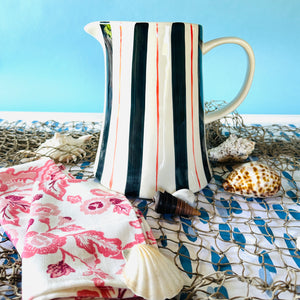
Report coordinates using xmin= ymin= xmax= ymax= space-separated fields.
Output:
xmin=0 ymin=158 xmax=156 ymax=300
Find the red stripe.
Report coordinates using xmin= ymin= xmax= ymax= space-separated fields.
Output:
xmin=190 ymin=24 xmax=201 ymax=188
xmin=109 ymin=25 xmax=122 ymax=189
xmin=155 ymin=23 xmax=159 ymax=191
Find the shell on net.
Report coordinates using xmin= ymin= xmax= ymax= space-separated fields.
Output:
xmin=20 ymin=133 xmax=92 ymax=163
xmin=208 ymin=134 xmax=255 ymax=162
xmin=297 ymin=236 xmax=300 ymax=250
xmin=122 ymin=244 xmax=184 ymax=300
xmin=172 ymin=188 xmax=197 ymax=205
xmin=222 ymin=162 xmax=281 ymax=197
xmin=154 ymin=191 xmax=200 ymax=216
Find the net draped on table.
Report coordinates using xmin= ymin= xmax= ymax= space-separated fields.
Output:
xmin=0 ymin=103 xmax=299 ymax=299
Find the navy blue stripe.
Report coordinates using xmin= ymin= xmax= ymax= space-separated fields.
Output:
xmin=198 ymin=25 xmax=212 ymax=184
xmin=95 ymin=23 xmax=113 ymax=181
xmin=125 ymin=23 xmax=149 ymax=197
xmin=171 ymin=23 xmax=189 ymax=190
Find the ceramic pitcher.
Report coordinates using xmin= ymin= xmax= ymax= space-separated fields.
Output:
xmin=85 ymin=21 xmax=255 ymax=198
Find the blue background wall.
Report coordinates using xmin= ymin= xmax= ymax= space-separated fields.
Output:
xmin=0 ymin=0 xmax=299 ymax=114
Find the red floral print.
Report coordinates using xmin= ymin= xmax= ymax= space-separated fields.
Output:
xmin=38 ymin=160 xmax=69 ymax=200
xmin=33 ymin=194 xmax=43 ymax=202
xmin=0 ymin=181 xmax=8 ymax=192
xmin=90 ymin=189 xmax=116 ymax=197
xmin=96 ymin=285 xmax=115 ymax=298
xmin=83 ymin=268 xmax=112 ymax=281
xmin=74 ymin=230 xmax=123 ymax=259
xmin=0 ymin=158 xmax=157 ymax=299
xmin=0 ymin=166 xmax=41 ymax=191
xmin=46 ymin=260 xmax=75 ymax=278
xmin=31 ymin=203 xmax=61 ymax=218
xmin=22 ymin=231 xmax=67 ymax=258
xmin=0 ymin=195 xmax=30 ymax=226
xmin=110 ymin=198 xmax=132 ymax=216
xmin=146 ymin=230 xmax=157 ymax=245
xmin=57 ymin=216 xmax=72 ymax=226
xmin=76 ymin=290 xmax=100 ymax=298
xmin=80 ymin=198 xmax=110 ymax=215
xmin=67 ymin=195 xmax=82 ymax=204
xmin=129 ymin=220 xmax=142 ymax=229
xmin=27 ymin=218 xmax=34 ymax=230
xmin=123 ymin=233 xmax=148 ymax=250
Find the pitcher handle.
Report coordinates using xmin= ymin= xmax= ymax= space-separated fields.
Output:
xmin=203 ymin=37 xmax=255 ymax=124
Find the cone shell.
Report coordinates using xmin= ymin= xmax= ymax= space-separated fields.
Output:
xmin=153 ymin=191 xmax=200 ymax=216
xmin=223 ymin=162 xmax=281 ymax=197
xmin=122 ymin=244 xmax=184 ymax=300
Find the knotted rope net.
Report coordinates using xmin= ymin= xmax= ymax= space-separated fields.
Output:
xmin=0 ymin=103 xmax=299 ymax=299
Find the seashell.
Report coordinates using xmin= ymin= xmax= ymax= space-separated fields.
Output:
xmin=208 ymin=134 xmax=255 ymax=162
xmin=172 ymin=189 xmax=197 ymax=205
xmin=122 ymin=244 xmax=184 ymax=300
xmin=20 ymin=133 xmax=92 ymax=163
xmin=154 ymin=191 xmax=200 ymax=216
xmin=223 ymin=162 xmax=281 ymax=197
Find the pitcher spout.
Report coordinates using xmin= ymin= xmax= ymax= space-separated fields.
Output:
xmin=84 ymin=21 xmax=104 ymax=44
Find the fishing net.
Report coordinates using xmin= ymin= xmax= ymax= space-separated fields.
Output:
xmin=0 ymin=103 xmax=299 ymax=299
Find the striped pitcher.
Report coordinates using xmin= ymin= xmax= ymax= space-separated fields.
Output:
xmin=85 ymin=21 xmax=255 ymax=199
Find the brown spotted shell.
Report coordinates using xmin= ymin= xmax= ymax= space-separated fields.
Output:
xmin=222 ymin=162 xmax=281 ymax=197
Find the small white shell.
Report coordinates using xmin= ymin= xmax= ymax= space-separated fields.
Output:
xmin=20 ymin=133 xmax=92 ymax=163
xmin=208 ymin=134 xmax=255 ymax=162
xmin=223 ymin=162 xmax=281 ymax=197
xmin=172 ymin=189 xmax=196 ymax=205
xmin=122 ymin=244 xmax=184 ymax=300
xmin=296 ymin=236 xmax=300 ymax=250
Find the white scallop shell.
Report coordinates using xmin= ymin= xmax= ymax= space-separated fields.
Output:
xmin=20 ymin=133 xmax=92 ymax=163
xmin=223 ymin=162 xmax=281 ymax=197
xmin=122 ymin=244 xmax=184 ymax=300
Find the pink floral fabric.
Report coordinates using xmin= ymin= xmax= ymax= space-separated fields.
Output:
xmin=0 ymin=158 xmax=156 ymax=300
